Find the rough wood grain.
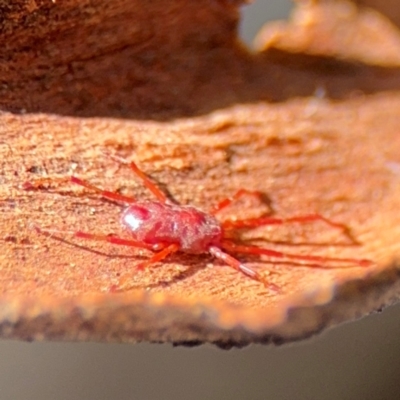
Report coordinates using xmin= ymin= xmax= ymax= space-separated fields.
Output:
xmin=0 ymin=0 xmax=399 ymax=347
xmin=352 ymin=0 xmax=400 ymax=28
xmin=258 ymin=0 xmax=400 ymax=66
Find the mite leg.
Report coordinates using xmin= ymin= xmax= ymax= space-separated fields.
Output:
xmin=71 ymin=176 xmax=136 ymax=204
xmin=135 ymin=243 xmax=180 ymax=270
xmin=22 ymin=177 xmax=70 ymax=190
xmin=32 ymin=225 xmax=155 ymax=250
xmin=211 ymin=189 xmax=265 ymax=215
xmin=34 ymin=224 xmax=178 ymax=291
xmin=221 ymin=241 xmax=373 ymax=267
xmin=105 ymin=153 xmax=168 ymax=203
xmin=221 ymin=213 xmax=356 ymax=242
xmin=23 ymin=175 xmax=136 ymax=204
xmin=115 ymin=244 xmax=180 ymax=291
xmin=74 ymin=231 xmax=156 ymax=249
xmin=222 ymin=214 xmax=349 ymax=230
xmin=208 ymin=246 xmax=279 ymax=291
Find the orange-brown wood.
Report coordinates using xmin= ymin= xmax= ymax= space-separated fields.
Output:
xmin=0 ymin=0 xmax=399 ymax=346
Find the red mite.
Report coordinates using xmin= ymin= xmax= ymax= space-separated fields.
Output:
xmin=35 ymin=155 xmax=372 ymax=290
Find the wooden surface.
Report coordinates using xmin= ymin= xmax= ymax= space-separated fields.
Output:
xmin=353 ymin=0 xmax=400 ymax=28
xmin=0 ymin=0 xmax=399 ymax=346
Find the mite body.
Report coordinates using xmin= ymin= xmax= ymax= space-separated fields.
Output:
xmin=121 ymin=201 xmax=222 ymax=253
xmin=33 ymin=154 xmax=372 ymax=291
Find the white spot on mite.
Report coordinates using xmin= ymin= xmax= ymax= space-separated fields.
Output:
xmin=123 ymin=213 xmax=142 ymax=231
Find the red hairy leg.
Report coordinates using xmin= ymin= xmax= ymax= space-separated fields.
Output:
xmin=221 ymin=241 xmax=373 ymax=267
xmin=32 ymin=225 xmax=156 ymax=250
xmin=34 ymin=224 xmax=178 ymax=291
xmin=23 ymin=174 xmax=136 ymax=204
xmin=221 ymin=213 xmax=358 ymax=243
xmin=211 ymin=189 xmax=265 ymax=215
xmin=135 ymin=243 xmax=179 ymax=270
xmin=22 ymin=176 xmax=70 ymax=190
xmin=113 ymin=244 xmax=180 ymax=291
xmin=74 ymin=231 xmax=157 ymax=250
xmin=71 ymin=176 xmax=136 ymax=204
xmin=222 ymin=214 xmax=349 ymax=231
xmin=208 ymin=246 xmax=279 ymax=291
xmin=106 ymin=154 xmax=168 ymax=203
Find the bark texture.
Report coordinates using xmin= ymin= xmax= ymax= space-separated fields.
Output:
xmin=0 ymin=0 xmax=399 ymax=347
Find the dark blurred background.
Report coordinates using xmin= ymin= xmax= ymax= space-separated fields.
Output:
xmin=3 ymin=2 xmax=400 ymax=399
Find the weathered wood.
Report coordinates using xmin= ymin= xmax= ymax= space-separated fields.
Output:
xmin=0 ymin=0 xmax=399 ymax=346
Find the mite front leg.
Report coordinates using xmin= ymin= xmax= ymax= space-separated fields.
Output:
xmin=33 ymin=225 xmax=154 ymax=250
xmin=105 ymin=153 xmax=169 ymax=204
xmin=210 ymin=189 xmax=265 ymax=215
xmin=71 ymin=176 xmax=136 ymax=204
